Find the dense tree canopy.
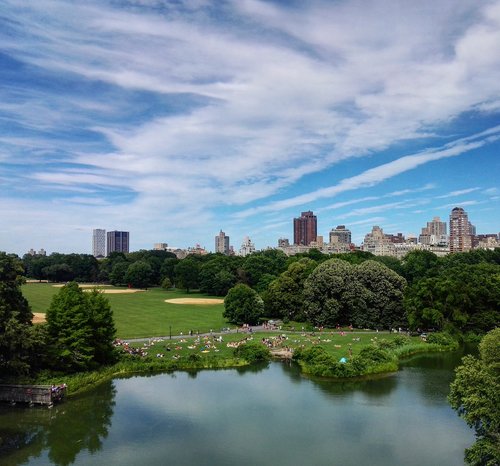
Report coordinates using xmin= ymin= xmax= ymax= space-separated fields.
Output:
xmin=264 ymin=258 xmax=317 ymax=321
xmin=223 ymin=284 xmax=264 ymax=325
xmin=303 ymin=259 xmax=406 ymax=329
xmin=199 ymin=255 xmax=240 ymax=296
xmin=449 ymin=328 xmax=500 ymax=465
xmin=405 ymin=263 xmax=500 ymax=332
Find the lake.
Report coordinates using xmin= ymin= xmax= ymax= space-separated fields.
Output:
xmin=0 ymin=349 xmax=474 ymax=466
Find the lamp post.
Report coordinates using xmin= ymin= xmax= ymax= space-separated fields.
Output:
xmin=169 ymin=325 xmax=172 ymax=340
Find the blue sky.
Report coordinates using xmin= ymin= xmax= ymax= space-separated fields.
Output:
xmin=1 ymin=0 xmax=499 ymax=256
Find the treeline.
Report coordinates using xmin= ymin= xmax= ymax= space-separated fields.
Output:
xmin=19 ymin=247 xmax=500 ymax=334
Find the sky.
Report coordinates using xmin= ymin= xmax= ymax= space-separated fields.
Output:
xmin=1 ymin=0 xmax=499 ymax=256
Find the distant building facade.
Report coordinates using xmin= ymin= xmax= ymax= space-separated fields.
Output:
xmin=449 ymin=207 xmax=472 ymax=253
xmin=239 ymin=236 xmax=256 ymax=257
xmin=27 ymin=248 xmax=46 ymax=256
xmin=293 ymin=211 xmax=317 ymax=246
xmin=419 ymin=217 xmax=448 ymax=246
xmin=107 ymin=231 xmax=129 ymax=255
xmin=361 ymin=226 xmax=395 ymax=256
xmin=92 ymin=228 xmax=106 ymax=257
xmin=329 ymin=225 xmax=351 ymax=246
xmin=215 ymin=230 xmax=230 ymax=255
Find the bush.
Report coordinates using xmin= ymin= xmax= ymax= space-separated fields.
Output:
xmin=233 ymin=343 xmax=270 ymax=363
xmin=426 ymin=332 xmax=456 ymax=347
xmin=161 ymin=277 xmax=172 ymax=289
xmin=358 ymin=346 xmax=392 ymax=364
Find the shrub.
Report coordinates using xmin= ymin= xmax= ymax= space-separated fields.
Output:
xmin=426 ymin=332 xmax=456 ymax=347
xmin=233 ymin=343 xmax=270 ymax=363
xmin=358 ymin=346 xmax=392 ymax=364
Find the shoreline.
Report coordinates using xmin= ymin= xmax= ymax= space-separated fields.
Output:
xmin=5 ymin=338 xmax=457 ymax=399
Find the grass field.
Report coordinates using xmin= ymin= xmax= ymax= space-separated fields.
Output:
xmin=124 ymin=330 xmax=402 ymax=362
xmin=22 ymin=283 xmax=229 ymax=339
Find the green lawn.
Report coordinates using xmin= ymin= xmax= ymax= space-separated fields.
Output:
xmin=22 ymin=283 xmax=230 ymax=339
xmin=126 ymin=330 xmax=419 ymax=363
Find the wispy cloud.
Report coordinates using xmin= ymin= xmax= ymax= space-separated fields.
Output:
xmin=0 ymin=0 xmax=499 ymax=253
xmin=436 ymin=188 xmax=480 ymax=198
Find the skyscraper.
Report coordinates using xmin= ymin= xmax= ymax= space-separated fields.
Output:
xmin=92 ymin=228 xmax=106 ymax=257
xmin=215 ymin=230 xmax=230 ymax=255
xmin=449 ymin=207 xmax=472 ymax=253
xmin=293 ymin=211 xmax=317 ymax=246
xmin=107 ymin=231 xmax=129 ymax=255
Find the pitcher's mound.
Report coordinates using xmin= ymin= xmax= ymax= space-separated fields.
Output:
xmin=165 ymin=298 xmax=224 ymax=305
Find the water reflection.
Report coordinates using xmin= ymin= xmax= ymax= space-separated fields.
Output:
xmin=0 ymin=381 xmax=115 ymax=466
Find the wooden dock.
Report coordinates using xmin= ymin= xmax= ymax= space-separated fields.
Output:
xmin=0 ymin=384 xmax=66 ymax=407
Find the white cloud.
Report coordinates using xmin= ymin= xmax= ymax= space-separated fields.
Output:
xmin=1 ymin=0 xmax=500 ymax=253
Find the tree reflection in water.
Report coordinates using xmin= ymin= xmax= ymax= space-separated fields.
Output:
xmin=0 ymin=380 xmax=116 ymax=466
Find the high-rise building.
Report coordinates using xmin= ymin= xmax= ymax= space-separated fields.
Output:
xmin=107 ymin=231 xmax=129 ymax=255
xmin=449 ymin=207 xmax=472 ymax=253
xmin=215 ymin=230 xmax=230 ymax=255
xmin=293 ymin=211 xmax=317 ymax=246
xmin=419 ymin=217 xmax=447 ymax=246
xmin=239 ymin=236 xmax=256 ymax=257
xmin=329 ymin=225 xmax=352 ymax=245
xmin=92 ymin=229 xmax=106 ymax=257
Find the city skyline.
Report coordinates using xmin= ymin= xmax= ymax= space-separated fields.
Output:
xmin=1 ymin=1 xmax=499 ymax=255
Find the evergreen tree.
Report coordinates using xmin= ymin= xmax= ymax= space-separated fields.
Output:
xmin=0 ymin=252 xmax=36 ymax=376
xmin=46 ymin=282 xmax=116 ymax=372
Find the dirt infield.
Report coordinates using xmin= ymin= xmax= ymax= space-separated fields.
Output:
xmin=51 ymin=284 xmax=144 ymax=293
xmin=33 ymin=313 xmax=46 ymax=324
xmin=52 ymin=284 xmax=111 ymax=288
xmin=85 ymin=289 xmax=145 ymax=294
xmin=165 ymin=298 xmax=224 ymax=305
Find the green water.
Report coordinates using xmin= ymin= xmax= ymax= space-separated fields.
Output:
xmin=0 ymin=349 xmax=474 ymax=466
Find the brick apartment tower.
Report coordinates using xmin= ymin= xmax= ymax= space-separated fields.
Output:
xmin=449 ymin=207 xmax=472 ymax=253
xmin=293 ymin=211 xmax=317 ymax=246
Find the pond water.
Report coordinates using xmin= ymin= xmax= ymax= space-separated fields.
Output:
xmin=0 ymin=349 xmax=474 ymax=466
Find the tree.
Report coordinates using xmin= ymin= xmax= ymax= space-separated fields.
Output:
xmin=0 ymin=252 xmax=37 ymax=376
xmin=109 ymin=261 xmax=129 ymax=286
xmin=401 ymin=250 xmax=440 ymax=285
xmin=405 ymin=263 xmax=500 ymax=332
xmin=43 ymin=263 xmax=75 ymax=282
xmin=449 ymin=328 xmax=500 ymax=465
xmin=124 ymin=260 xmax=153 ymax=289
xmin=85 ymin=289 xmax=117 ymax=366
xmin=355 ymin=260 xmax=406 ymax=329
xmin=160 ymin=257 xmax=179 ymax=284
xmin=199 ymin=256 xmax=238 ymax=296
xmin=223 ymin=284 xmax=264 ymax=325
xmin=242 ymin=250 xmax=287 ymax=288
xmin=303 ymin=259 xmax=359 ymax=326
xmin=46 ymin=282 xmax=116 ymax=372
xmin=264 ymin=258 xmax=317 ymax=321
xmin=174 ymin=258 xmax=200 ymax=293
